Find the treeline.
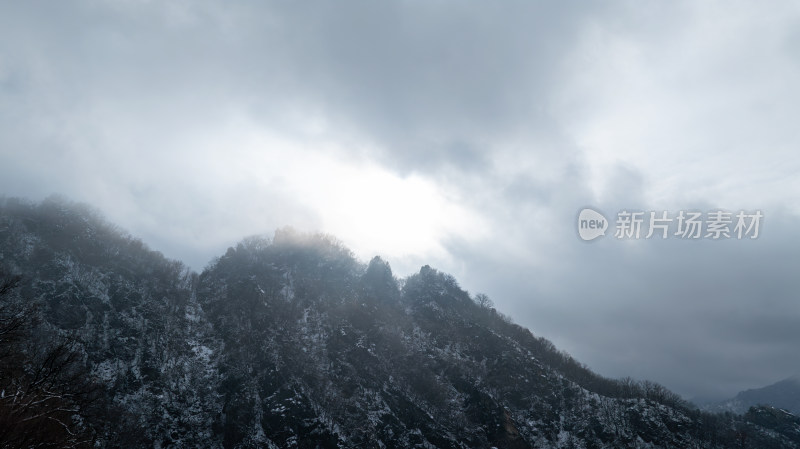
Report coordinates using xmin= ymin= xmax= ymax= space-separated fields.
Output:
xmin=465 ymin=289 xmax=689 ymax=410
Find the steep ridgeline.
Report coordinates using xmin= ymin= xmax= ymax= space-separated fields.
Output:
xmin=1 ymin=197 xmax=799 ymax=448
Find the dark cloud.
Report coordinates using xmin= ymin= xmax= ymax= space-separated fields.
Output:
xmin=238 ymin=1 xmax=597 ymax=171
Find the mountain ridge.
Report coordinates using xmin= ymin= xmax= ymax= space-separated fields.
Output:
xmin=705 ymin=376 xmax=800 ymax=417
xmin=1 ymin=196 xmax=799 ymax=448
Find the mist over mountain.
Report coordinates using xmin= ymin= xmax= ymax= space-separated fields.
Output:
xmin=705 ymin=376 xmax=800 ymax=417
xmin=1 ymin=196 xmax=799 ymax=448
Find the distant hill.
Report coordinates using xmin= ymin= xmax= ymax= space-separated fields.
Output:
xmin=1 ymin=196 xmax=800 ymax=448
xmin=708 ymin=376 xmax=800 ymax=416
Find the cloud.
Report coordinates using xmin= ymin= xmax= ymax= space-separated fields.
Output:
xmin=555 ymin=0 xmax=800 ymax=211
xmin=1 ymin=0 xmax=800 ymax=401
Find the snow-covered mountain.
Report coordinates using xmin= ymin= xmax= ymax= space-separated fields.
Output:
xmin=2 ymin=196 xmax=799 ymax=448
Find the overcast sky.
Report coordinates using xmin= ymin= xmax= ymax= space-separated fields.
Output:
xmin=2 ymin=0 xmax=800 ymax=401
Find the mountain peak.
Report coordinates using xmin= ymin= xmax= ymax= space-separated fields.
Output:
xmin=2 ymin=197 xmax=799 ymax=448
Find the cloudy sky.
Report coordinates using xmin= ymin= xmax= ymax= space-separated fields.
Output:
xmin=2 ymin=0 xmax=800 ymax=401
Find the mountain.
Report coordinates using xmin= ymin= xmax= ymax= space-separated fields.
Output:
xmin=1 ymin=196 xmax=800 ymax=448
xmin=708 ymin=377 xmax=800 ymax=416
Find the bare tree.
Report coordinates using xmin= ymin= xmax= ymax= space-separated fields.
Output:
xmin=474 ymin=293 xmax=494 ymax=309
xmin=0 ymin=272 xmax=106 ymax=448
